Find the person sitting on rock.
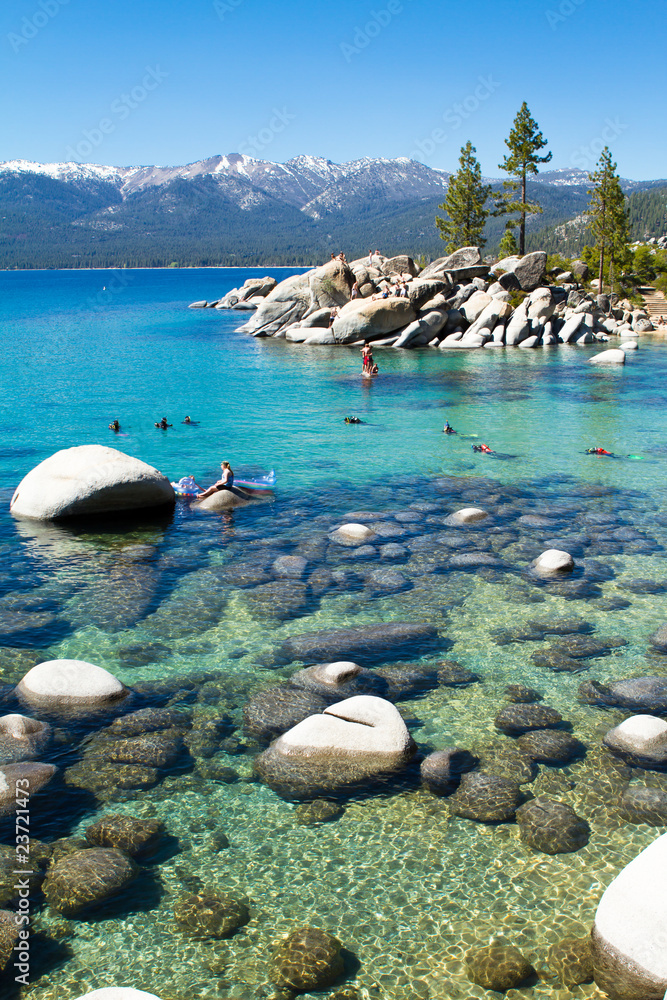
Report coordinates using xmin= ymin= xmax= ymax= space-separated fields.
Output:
xmin=155 ymin=417 xmax=172 ymax=429
xmin=197 ymin=461 xmax=234 ymax=499
xmin=351 ymin=281 xmax=360 ymax=300
xmin=108 ymin=419 xmax=120 ymax=432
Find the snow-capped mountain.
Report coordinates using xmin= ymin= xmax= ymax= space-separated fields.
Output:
xmin=0 ymin=154 xmax=663 ymax=269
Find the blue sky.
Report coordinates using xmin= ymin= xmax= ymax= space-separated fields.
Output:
xmin=1 ymin=0 xmax=666 ymax=179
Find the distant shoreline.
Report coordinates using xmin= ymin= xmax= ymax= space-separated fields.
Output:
xmin=0 ymin=265 xmax=316 ymax=273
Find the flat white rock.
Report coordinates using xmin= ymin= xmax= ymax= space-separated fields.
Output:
xmin=445 ymin=507 xmax=489 ymax=525
xmin=275 ymin=695 xmax=412 ymax=757
xmin=532 ymin=549 xmax=574 ymax=576
xmin=589 ymin=348 xmax=626 ymax=365
xmin=17 ymin=659 xmax=127 ymax=707
xmin=71 ymin=992 xmax=163 ymax=1000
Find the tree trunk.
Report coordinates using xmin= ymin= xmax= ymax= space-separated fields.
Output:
xmin=598 ymin=245 xmax=605 ymax=294
xmin=520 ymin=169 xmax=526 ymax=255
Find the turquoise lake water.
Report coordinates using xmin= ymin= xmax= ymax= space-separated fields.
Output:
xmin=1 ymin=268 xmax=667 ymax=1000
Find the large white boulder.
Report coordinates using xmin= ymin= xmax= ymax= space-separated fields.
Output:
xmin=531 ymin=549 xmax=575 ymax=576
xmin=255 ymin=695 xmax=416 ymax=799
xmin=10 ymin=446 xmax=174 ymax=520
xmin=277 ymin=696 xmax=413 ymax=756
xmin=329 ymin=523 xmax=377 ymax=547
xmin=589 ymin=349 xmax=626 ymax=365
xmin=592 ymin=833 xmax=667 ymax=999
xmin=195 ymin=487 xmax=273 ymax=511
xmin=17 ymin=659 xmax=128 ymax=709
xmin=332 ymin=298 xmax=416 ymax=344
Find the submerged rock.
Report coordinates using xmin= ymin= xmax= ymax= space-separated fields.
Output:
xmin=10 ymin=445 xmax=174 ymax=520
xmin=466 ymin=943 xmax=534 ymax=991
xmin=244 ymin=687 xmax=330 ymax=743
xmin=420 ymin=748 xmax=478 ymax=795
xmin=278 ymin=621 xmax=439 ymax=665
xmin=516 ymin=797 xmax=590 ymax=854
xmin=174 ymin=890 xmax=250 ymax=939
xmin=0 ymin=762 xmax=56 ymax=817
xmin=43 ymin=848 xmax=139 ymax=916
xmin=0 ymin=910 xmax=19 ymax=973
xmin=494 ymin=704 xmax=563 ymax=735
xmin=592 ymin=832 xmax=667 ymax=999
xmin=547 ymin=936 xmax=594 ymax=987
xmin=603 ymin=716 xmax=667 ymax=769
xmin=505 ymin=684 xmax=542 ymax=703
xmin=579 ymin=677 xmax=667 ymax=713
xmin=85 ymin=814 xmax=164 ymax=856
xmin=295 ymin=799 xmax=344 ymax=825
xmin=0 ymin=714 xmax=51 ymax=764
xmin=447 ymin=771 xmax=521 ymax=822
xmin=517 ymin=729 xmax=584 ymax=764
xmin=271 ymin=926 xmax=344 ymax=991
xmin=531 ymin=549 xmax=575 ymax=577
xmin=620 ymin=786 xmax=667 ymax=825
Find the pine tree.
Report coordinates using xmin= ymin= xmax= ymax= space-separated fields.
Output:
xmin=496 ymin=102 xmax=552 ymax=255
xmin=498 ymin=227 xmax=519 ymax=258
xmin=587 ymin=147 xmax=629 ymax=292
xmin=436 ymin=141 xmax=491 ymax=252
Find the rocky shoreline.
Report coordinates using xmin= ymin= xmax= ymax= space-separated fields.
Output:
xmin=190 ymin=248 xmax=655 ymax=351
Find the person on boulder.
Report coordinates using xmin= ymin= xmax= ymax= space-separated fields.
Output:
xmin=197 ymin=461 xmax=234 ymax=499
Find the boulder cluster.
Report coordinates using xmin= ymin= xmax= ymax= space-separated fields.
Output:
xmin=194 ymin=247 xmax=654 ymax=350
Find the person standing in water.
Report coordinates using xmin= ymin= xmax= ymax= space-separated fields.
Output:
xmin=361 ymin=341 xmax=373 ymax=372
xmin=197 ymin=461 xmax=234 ymax=499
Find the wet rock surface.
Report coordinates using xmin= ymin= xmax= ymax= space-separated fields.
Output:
xmin=43 ymin=848 xmax=139 ymax=916
xmin=271 ymin=926 xmax=345 ymax=991
xmin=546 ymin=935 xmax=594 ymax=986
xmin=447 ymin=771 xmax=521 ymax=822
xmin=516 ymin=797 xmax=590 ymax=854
xmin=173 ymin=890 xmax=250 ymax=939
xmin=494 ymin=704 xmax=563 ymax=734
xmin=466 ymin=943 xmax=534 ymax=991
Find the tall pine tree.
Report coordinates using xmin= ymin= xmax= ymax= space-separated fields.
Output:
xmin=436 ymin=141 xmax=491 ymax=252
xmin=587 ymin=147 xmax=629 ymax=292
xmin=496 ymin=103 xmax=552 ymax=255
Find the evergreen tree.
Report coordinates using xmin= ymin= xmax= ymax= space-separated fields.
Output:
xmin=436 ymin=141 xmax=491 ymax=251
xmin=587 ymin=147 xmax=629 ymax=291
xmin=496 ymin=102 xmax=552 ymax=255
xmin=498 ymin=227 xmax=519 ymax=258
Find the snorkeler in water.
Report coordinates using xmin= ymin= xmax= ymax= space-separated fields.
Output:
xmin=345 ymin=416 xmax=363 ymax=424
xmin=155 ymin=417 xmax=172 ymax=429
xmin=109 ymin=419 xmax=120 ymax=432
xmin=443 ymin=420 xmax=456 ymax=434
xmin=472 ymin=443 xmax=493 ymax=453
xmin=586 ymin=447 xmax=614 ymax=456
xmin=182 ymin=416 xmax=199 ymax=424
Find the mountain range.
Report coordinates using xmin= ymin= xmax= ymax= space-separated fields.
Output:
xmin=1 ymin=154 xmax=665 ymax=268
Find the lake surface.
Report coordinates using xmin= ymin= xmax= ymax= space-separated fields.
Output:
xmin=1 ymin=267 xmax=667 ymax=1000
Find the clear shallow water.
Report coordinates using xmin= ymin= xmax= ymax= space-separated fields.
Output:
xmin=1 ymin=269 xmax=667 ymax=999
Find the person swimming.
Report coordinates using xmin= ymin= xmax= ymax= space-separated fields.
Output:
xmin=182 ymin=416 xmax=199 ymax=424
xmin=108 ymin=419 xmax=120 ymax=432
xmin=472 ymin=443 xmax=493 ymax=453
xmin=345 ymin=416 xmax=363 ymax=424
xmin=155 ymin=417 xmax=172 ymax=429
xmin=197 ymin=461 xmax=234 ymax=499
xmin=586 ymin=447 xmax=613 ymax=456
xmin=443 ymin=420 xmax=456 ymax=434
